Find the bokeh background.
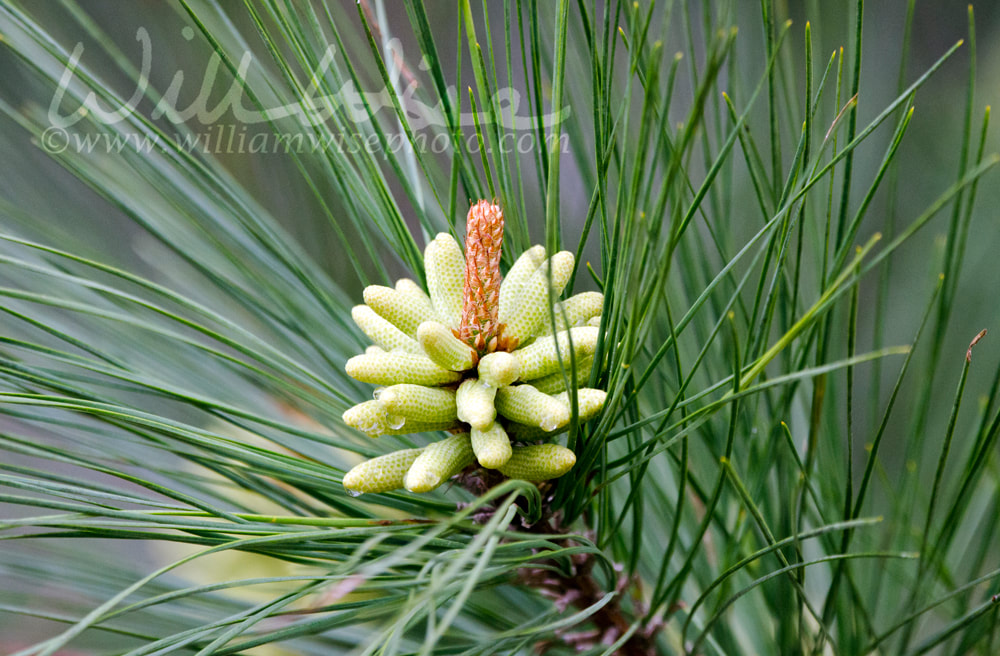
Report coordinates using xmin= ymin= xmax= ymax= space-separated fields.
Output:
xmin=1 ymin=0 xmax=998 ymax=650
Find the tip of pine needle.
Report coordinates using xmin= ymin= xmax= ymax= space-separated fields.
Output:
xmin=967 ymin=329 xmax=987 ymax=362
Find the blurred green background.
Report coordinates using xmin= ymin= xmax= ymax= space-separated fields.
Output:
xmin=2 ymin=0 xmax=997 ymax=469
xmin=1 ymin=1 xmax=998 ymax=651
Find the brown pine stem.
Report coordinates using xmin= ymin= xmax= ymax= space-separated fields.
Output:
xmin=457 ymin=470 xmax=661 ymax=655
xmin=520 ymin=524 xmax=660 ymax=655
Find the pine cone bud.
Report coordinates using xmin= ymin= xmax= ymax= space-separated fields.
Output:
xmin=459 ymin=200 xmax=505 ymax=352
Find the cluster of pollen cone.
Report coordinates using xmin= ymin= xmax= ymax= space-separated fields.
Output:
xmin=342 ymin=200 xmax=606 ymax=495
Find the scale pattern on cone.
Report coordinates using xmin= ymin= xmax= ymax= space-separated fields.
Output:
xmin=458 ymin=200 xmax=505 ymax=352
